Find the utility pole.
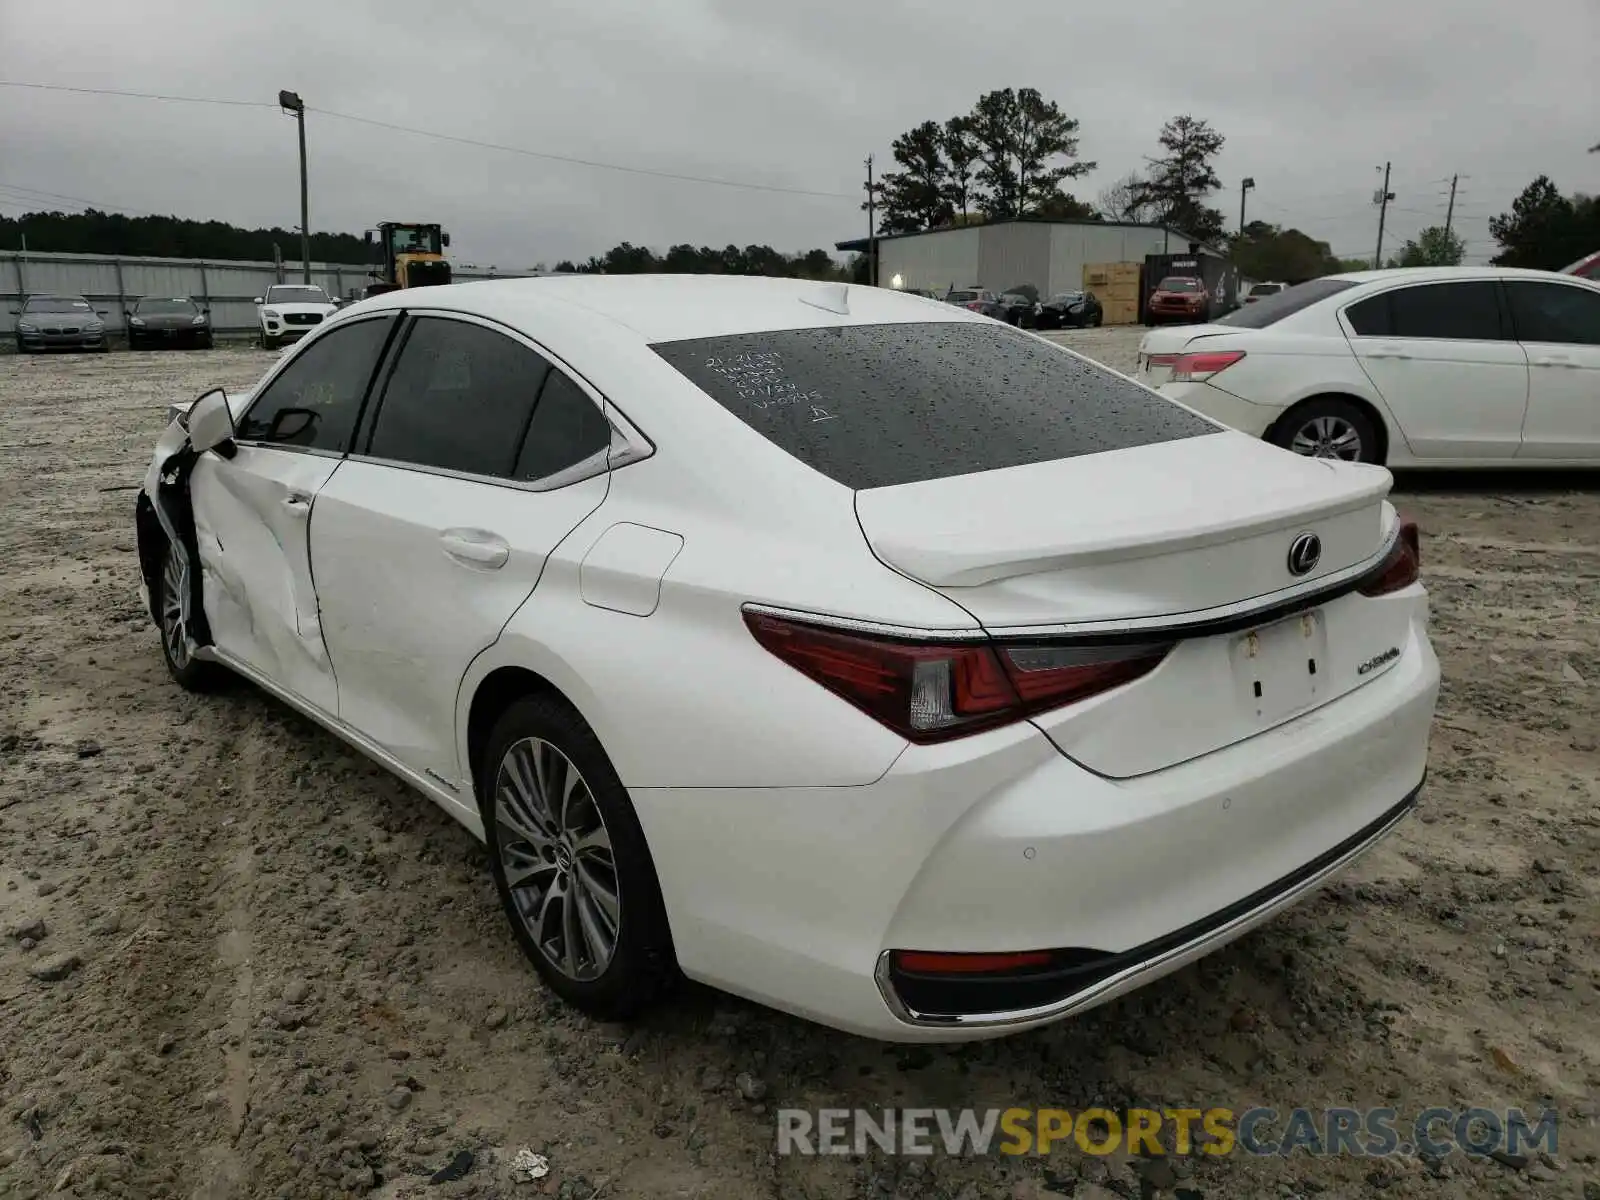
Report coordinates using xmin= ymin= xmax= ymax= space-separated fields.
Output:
xmin=1443 ymin=174 xmax=1459 ymax=237
xmin=864 ymin=154 xmax=877 ymax=287
xmin=1373 ymin=162 xmax=1394 ymax=269
xmin=279 ymin=90 xmax=310 ymax=283
xmin=1239 ymin=177 xmax=1255 ymax=234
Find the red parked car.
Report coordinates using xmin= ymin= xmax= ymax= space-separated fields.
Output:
xmin=1146 ymin=276 xmax=1209 ymax=325
xmin=1561 ymin=250 xmax=1600 ymax=281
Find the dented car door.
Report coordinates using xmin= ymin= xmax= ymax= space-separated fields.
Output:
xmin=190 ymin=313 xmax=399 ymax=713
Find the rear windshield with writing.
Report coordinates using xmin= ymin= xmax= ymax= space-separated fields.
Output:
xmin=650 ymin=322 xmax=1219 ymax=491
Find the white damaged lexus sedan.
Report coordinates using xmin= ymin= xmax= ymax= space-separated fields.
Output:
xmin=134 ymin=276 xmax=1439 ymax=1042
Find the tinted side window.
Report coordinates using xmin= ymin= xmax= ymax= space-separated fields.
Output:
xmin=1505 ymin=281 xmax=1600 ymax=346
xmin=1387 ymin=282 xmax=1504 ymax=341
xmin=1344 ymin=293 xmax=1392 ymax=337
xmin=238 ymin=315 xmax=395 ymax=450
xmin=652 ymin=322 xmax=1218 ymax=491
xmin=366 ymin=317 xmax=549 ymax=477
xmin=513 ymin=368 xmax=613 ymax=481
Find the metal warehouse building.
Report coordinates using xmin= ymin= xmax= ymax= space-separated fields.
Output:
xmin=837 ymin=218 xmax=1212 ymax=299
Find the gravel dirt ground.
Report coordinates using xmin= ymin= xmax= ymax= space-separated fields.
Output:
xmin=0 ymin=334 xmax=1596 ymax=1200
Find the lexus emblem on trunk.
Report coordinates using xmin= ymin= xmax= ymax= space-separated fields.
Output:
xmin=1287 ymin=532 xmax=1322 ymax=576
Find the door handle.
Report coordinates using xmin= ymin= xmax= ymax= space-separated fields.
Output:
xmin=441 ymin=529 xmax=510 ymax=569
xmin=1532 ymin=356 xmax=1577 ymax=368
xmin=1368 ymin=347 xmax=1411 ymax=360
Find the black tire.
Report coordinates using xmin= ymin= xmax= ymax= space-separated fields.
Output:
xmin=129 ymin=335 xmax=143 ymax=352
xmin=260 ymin=332 xmax=277 ymax=351
xmin=1269 ymin=397 xmax=1382 ymax=465
xmin=478 ymin=694 xmax=677 ymax=1019
xmin=155 ymin=538 xmax=227 ymax=692
xmin=200 ymin=333 xmax=214 ymax=350
xmin=1091 ymin=310 xmax=1103 ymax=327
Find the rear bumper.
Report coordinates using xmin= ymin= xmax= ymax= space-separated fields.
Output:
xmin=878 ymin=784 xmax=1419 ymax=1029
xmin=631 ymin=613 xmax=1439 ymax=1041
xmin=1158 ymin=380 xmax=1283 ymax=438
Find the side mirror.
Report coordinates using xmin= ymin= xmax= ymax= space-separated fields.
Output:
xmin=252 ymin=297 xmax=264 ymax=305
xmin=188 ymin=388 xmax=235 ymax=456
xmin=7 ymin=308 xmax=16 ymax=315
xmin=442 ymin=232 xmax=451 ymax=247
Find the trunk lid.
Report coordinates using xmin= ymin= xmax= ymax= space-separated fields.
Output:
xmin=854 ymin=430 xmax=1392 ymax=629
xmin=854 ymin=432 xmax=1404 ymax=777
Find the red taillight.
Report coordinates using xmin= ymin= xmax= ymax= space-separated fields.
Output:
xmin=743 ymin=612 xmax=1170 ymax=743
xmin=893 ymin=950 xmax=1052 ymax=974
xmin=1359 ymin=517 xmax=1421 ymax=597
xmin=1169 ymin=350 xmax=1245 ymax=382
xmin=965 ymin=301 xmax=985 ymax=311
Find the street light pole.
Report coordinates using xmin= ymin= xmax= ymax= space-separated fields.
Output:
xmin=279 ymin=90 xmax=310 ymax=284
xmin=1239 ymin=177 xmax=1255 ymax=234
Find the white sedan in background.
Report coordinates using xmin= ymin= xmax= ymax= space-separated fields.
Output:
xmin=254 ymin=283 xmax=339 ymax=349
xmin=1139 ymin=266 xmax=1600 ymax=467
xmin=135 ymin=276 xmax=1437 ymax=1041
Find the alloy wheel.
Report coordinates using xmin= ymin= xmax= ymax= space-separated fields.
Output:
xmin=494 ymin=737 xmax=620 ymax=981
xmin=161 ymin=544 xmax=190 ymax=669
xmin=1289 ymin=415 xmax=1363 ymax=461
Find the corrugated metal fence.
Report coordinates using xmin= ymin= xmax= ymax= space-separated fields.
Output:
xmin=1 ymin=250 xmax=532 ymax=342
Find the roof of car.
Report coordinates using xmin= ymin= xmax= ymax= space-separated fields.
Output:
xmin=349 ymin=274 xmax=987 ymax=342
xmin=1325 ymin=265 xmax=1596 ymax=286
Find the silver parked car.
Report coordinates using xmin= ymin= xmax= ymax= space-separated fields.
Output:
xmin=11 ymin=294 xmax=108 ymax=353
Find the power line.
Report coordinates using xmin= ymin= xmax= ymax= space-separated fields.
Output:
xmin=0 ymin=80 xmax=273 ymax=107
xmin=0 ymin=180 xmax=154 ymax=217
xmin=0 ymin=79 xmax=856 ymax=201
xmin=308 ymin=106 xmax=856 ymax=199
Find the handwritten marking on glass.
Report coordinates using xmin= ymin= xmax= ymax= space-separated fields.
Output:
xmin=704 ymin=352 xmax=824 ymax=412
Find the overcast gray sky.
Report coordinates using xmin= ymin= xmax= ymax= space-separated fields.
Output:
xmin=3 ymin=0 xmax=1597 ymax=267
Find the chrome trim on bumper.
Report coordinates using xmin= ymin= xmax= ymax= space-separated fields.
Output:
xmin=874 ymin=789 xmax=1417 ymax=1030
xmin=740 ymin=602 xmax=989 ymax=642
